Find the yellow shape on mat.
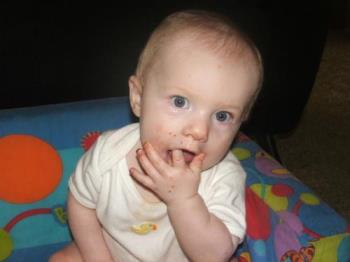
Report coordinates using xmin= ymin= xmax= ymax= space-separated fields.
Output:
xmin=250 ymin=184 xmax=288 ymax=212
xmin=232 ymin=148 xmax=251 ymax=160
xmin=311 ymin=233 xmax=349 ymax=262
xmin=300 ymin=193 xmax=320 ymax=205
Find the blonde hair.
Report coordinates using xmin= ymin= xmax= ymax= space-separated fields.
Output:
xmin=135 ymin=10 xmax=263 ymax=119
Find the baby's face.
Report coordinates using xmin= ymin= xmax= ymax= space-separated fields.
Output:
xmin=131 ymin=39 xmax=259 ymax=171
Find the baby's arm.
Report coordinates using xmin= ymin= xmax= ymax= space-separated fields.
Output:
xmin=130 ymin=143 xmax=237 ymax=261
xmin=167 ymin=193 xmax=239 ymax=261
xmin=67 ymin=192 xmax=115 ymax=262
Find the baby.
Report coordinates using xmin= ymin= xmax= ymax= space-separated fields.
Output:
xmin=51 ymin=9 xmax=263 ymax=262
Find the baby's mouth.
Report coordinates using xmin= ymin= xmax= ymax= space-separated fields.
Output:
xmin=167 ymin=149 xmax=196 ymax=164
xmin=182 ymin=150 xmax=196 ymax=164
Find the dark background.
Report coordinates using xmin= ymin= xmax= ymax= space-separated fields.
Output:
xmin=1 ymin=1 xmax=335 ymax=138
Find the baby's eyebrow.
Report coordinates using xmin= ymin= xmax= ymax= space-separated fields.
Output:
xmin=220 ymin=104 xmax=241 ymax=110
xmin=216 ymin=104 xmax=243 ymax=114
xmin=165 ymin=84 xmax=192 ymax=93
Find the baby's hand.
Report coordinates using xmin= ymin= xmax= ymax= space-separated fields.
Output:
xmin=130 ymin=142 xmax=205 ymax=206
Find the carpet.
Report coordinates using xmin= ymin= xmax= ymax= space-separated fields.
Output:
xmin=276 ymin=29 xmax=350 ymax=222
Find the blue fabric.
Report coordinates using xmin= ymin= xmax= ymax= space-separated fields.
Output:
xmin=0 ymin=97 xmax=133 ymax=149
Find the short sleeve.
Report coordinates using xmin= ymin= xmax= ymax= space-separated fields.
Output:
xmin=68 ymin=134 xmax=105 ymax=209
xmin=201 ymin=153 xmax=246 ymax=243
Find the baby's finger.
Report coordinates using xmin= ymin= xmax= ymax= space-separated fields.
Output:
xmin=129 ymin=168 xmax=156 ymax=191
xmin=189 ymin=153 xmax=205 ymax=174
xmin=143 ymin=142 xmax=169 ymax=173
xmin=171 ymin=149 xmax=185 ymax=167
xmin=137 ymin=148 xmax=161 ymax=180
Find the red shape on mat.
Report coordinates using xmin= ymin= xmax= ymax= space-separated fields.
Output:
xmin=4 ymin=208 xmax=52 ymax=232
xmin=246 ymin=187 xmax=271 ymax=240
xmin=271 ymin=183 xmax=294 ymax=197
xmin=81 ymin=131 xmax=101 ymax=151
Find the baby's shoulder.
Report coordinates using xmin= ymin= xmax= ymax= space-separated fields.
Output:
xmin=215 ymin=151 xmax=245 ymax=175
xmin=200 ymin=151 xmax=246 ymax=189
xmin=92 ymin=123 xmax=139 ymax=173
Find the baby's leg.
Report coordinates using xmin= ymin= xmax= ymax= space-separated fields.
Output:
xmin=49 ymin=242 xmax=83 ymax=262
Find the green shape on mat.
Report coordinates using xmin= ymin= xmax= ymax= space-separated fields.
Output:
xmin=0 ymin=228 xmax=13 ymax=261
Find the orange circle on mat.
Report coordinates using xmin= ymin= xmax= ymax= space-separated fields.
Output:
xmin=0 ymin=134 xmax=62 ymax=204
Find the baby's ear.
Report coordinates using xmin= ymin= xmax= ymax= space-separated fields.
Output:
xmin=129 ymin=75 xmax=143 ymax=117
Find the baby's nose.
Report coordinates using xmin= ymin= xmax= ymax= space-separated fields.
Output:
xmin=183 ymin=119 xmax=209 ymax=142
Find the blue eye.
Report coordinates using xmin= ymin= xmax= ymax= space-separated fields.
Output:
xmin=215 ymin=111 xmax=232 ymax=122
xmin=171 ymin=96 xmax=189 ymax=108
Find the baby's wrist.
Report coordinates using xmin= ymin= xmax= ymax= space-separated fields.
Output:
xmin=166 ymin=193 xmax=202 ymax=210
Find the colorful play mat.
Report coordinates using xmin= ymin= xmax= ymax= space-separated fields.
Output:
xmin=0 ymin=97 xmax=349 ymax=261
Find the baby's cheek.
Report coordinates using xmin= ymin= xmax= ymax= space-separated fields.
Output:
xmin=204 ymin=143 xmax=231 ymax=169
xmin=148 ymin=127 xmax=169 ymax=147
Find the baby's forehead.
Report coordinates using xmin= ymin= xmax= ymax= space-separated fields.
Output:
xmin=154 ymin=34 xmax=259 ymax=79
xmin=161 ymin=31 xmax=256 ymax=66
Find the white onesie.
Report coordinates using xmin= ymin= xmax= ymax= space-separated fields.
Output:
xmin=69 ymin=123 xmax=246 ymax=262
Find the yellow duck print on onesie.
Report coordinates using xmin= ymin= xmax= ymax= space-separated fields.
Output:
xmin=131 ymin=222 xmax=157 ymax=235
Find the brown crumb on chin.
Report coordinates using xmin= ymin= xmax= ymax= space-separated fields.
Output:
xmin=168 ymin=132 xmax=176 ymax=137
xmin=168 ymin=185 xmax=175 ymax=193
